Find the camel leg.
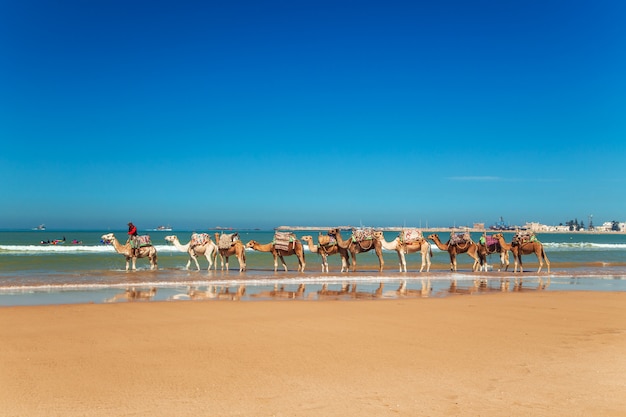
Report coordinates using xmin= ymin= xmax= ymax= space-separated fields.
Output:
xmin=280 ymin=255 xmax=288 ymax=272
xmin=351 ymin=252 xmax=357 ymax=272
xmin=190 ymin=253 xmax=201 ymax=271
xmin=299 ymin=253 xmax=306 ymax=272
xmin=377 ymin=248 xmax=384 ymax=272
xmin=397 ymin=251 xmax=405 ymax=272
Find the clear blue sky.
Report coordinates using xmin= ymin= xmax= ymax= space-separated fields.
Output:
xmin=1 ymin=0 xmax=625 ymax=230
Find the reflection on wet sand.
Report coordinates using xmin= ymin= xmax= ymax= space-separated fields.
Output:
xmin=106 ymin=287 xmax=157 ymax=302
xmin=252 ymin=283 xmax=306 ymax=299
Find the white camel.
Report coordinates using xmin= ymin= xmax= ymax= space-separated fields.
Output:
xmin=373 ymin=231 xmax=432 ymax=272
xmin=101 ymin=233 xmax=158 ymax=271
xmin=300 ymin=235 xmax=350 ymax=272
xmin=164 ymin=234 xmax=218 ymax=271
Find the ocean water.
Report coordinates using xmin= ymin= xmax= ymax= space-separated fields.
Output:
xmin=0 ymin=229 xmax=625 ymax=306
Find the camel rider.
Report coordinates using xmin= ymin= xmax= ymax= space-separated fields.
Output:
xmin=128 ymin=222 xmax=138 ymax=257
xmin=479 ymin=232 xmax=486 ymax=246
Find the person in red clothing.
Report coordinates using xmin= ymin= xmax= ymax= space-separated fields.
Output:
xmin=128 ymin=222 xmax=138 ymax=257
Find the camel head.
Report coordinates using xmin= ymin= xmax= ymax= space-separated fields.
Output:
xmin=164 ymin=235 xmax=177 ymax=244
xmin=427 ymin=233 xmax=438 ymax=241
xmin=328 ymin=228 xmax=339 ymax=237
xmin=492 ymin=233 xmax=504 ymax=240
xmin=101 ymin=233 xmax=116 ymax=244
xmin=301 ymin=235 xmax=313 ymax=243
xmin=245 ymin=240 xmax=257 ymax=249
xmin=372 ymin=231 xmax=385 ymax=240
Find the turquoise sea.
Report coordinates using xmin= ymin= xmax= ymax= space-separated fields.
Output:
xmin=1 ymin=229 xmax=625 ymax=306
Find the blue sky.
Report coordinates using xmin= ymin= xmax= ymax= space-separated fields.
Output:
xmin=1 ymin=0 xmax=625 ymax=230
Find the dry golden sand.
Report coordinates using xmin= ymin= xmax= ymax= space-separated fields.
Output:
xmin=1 ymin=292 xmax=625 ymax=417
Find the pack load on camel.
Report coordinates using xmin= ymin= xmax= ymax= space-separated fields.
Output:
xmin=449 ymin=231 xmax=471 ymax=246
xmin=273 ymin=231 xmax=297 ymax=251
xmin=190 ymin=232 xmax=210 ymax=248
xmin=318 ymin=232 xmax=338 ymax=247
xmin=218 ymin=232 xmax=239 ymax=250
xmin=351 ymin=227 xmax=376 ymax=243
xmin=130 ymin=235 xmax=152 ymax=249
xmin=399 ymin=228 xmax=423 ymax=244
xmin=513 ymin=230 xmax=538 ymax=245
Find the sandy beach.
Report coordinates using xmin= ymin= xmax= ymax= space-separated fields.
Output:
xmin=1 ymin=292 xmax=625 ymax=417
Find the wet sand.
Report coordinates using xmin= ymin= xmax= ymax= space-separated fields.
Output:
xmin=1 ymin=291 xmax=625 ymax=417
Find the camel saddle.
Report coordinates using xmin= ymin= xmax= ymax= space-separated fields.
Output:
xmin=130 ymin=235 xmax=152 ymax=248
xmin=513 ymin=231 xmax=537 ymax=245
xmin=485 ymin=235 xmax=498 ymax=247
xmin=449 ymin=232 xmax=471 ymax=246
xmin=191 ymin=233 xmax=210 ymax=247
xmin=400 ymin=228 xmax=423 ymax=243
xmin=274 ymin=231 xmax=296 ymax=251
xmin=218 ymin=233 xmax=239 ymax=249
xmin=351 ymin=228 xmax=375 ymax=243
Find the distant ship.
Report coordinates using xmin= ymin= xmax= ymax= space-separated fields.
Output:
xmin=156 ymin=225 xmax=172 ymax=231
xmin=33 ymin=224 xmax=46 ymax=231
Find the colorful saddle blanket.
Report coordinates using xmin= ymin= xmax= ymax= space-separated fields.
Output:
xmin=131 ymin=235 xmax=152 ymax=248
xmin=274 ymin=231 xmax=296 ymax=251
xmin=450 ymin=232 xmax=471 ymax=246
xmin=191 ymin=233 xmax=210 ymax=247
xmin=400 ymin=228 xmax=423 ymax=243
xmin=218 ymin=233 xmax=239 ymax=249
xmin=485 ymin=235 xmax=498 ymax=246
xmin=351 ymin=228 xmax=375 ymax=243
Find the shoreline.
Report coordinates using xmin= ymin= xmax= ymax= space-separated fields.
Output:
xmin=1 ymin=291 xmax=625 ymax=417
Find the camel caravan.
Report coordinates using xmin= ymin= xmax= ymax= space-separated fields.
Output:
xmin=106 ymin=226 xmax=549 ymax=274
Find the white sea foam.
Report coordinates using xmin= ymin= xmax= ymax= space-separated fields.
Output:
xmin=0 ymin=244 xmax=180 ymax=254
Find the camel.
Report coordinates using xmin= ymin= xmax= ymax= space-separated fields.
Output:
xmin=476 ymin=234 xmax=510 ymax=271
xmin=492 ymin=233 xmax=550 ymax=273
xmin=327 ymin=228 xmax=384 ymax=272
xmin=101 ymin=233 xmax=157 ymax=271
xmin=300 ymin=235 xmax=350 ymax=272
xmin=426 ymin=233 xmax=481 ymax=272
xmin=164 ymin=234 xmax=218 ymax=271
xmin=214 ymin=233 xmax=246 ymax=272
xmin=373 ymin=231 xmax=432 ymax=272
xmin=245 ymin=239 xmax=306 ymax=272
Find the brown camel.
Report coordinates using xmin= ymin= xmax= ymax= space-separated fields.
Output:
xmin=476 ymin=234 xmax=510 ymax=272
xmin=214 ymin=233 xmax=247 ymax=272
xmin=373 ymin=231 xmax=432 ymax=272
xmin=492 ymin=233 xmax=550 ymax=273
xmin=101 ymin=233 xmax=158 ymax=271
xmin=426 ymin=233 xmax=481 ymax=272
xmin=328 ymin=228 xmax=384 ymax=272
xmin=300 ymin=235 xmax=350 ymax=272
xmin=245 ymin=239 xmax=306 ymax=272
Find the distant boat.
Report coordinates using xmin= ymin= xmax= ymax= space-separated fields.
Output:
xmin=33 ymin=224 xmax=46 ymax=231
xmin=156 ymin=225 xmax=172 ymax=231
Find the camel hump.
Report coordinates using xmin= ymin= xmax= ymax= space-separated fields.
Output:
xmin=317 ymin=234 xmax=333 ymax=246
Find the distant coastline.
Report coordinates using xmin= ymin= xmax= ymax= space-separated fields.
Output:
xmin=275 ymin=225 xmax=625 ymax=234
